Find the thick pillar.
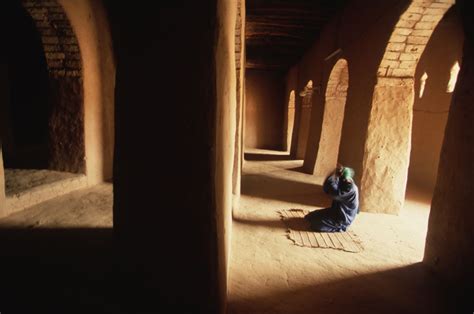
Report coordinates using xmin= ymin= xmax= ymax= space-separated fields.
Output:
xmin=360 ymin=77 xmax=414 ymax=214
xmin=109 ymin=1 xmax=233 ymax=312
xmin=359 ymin=0 xmax=455 ymax=214
xmin=283 ymin=90 xmax=296 ymax=151
xmin=311 ymin=59 xmax=349 ymax=177
xmin=284 ymin=66 xmax=298 ymax=152
xmin=0 ymin=146 xmax=5 ymax=218
xmin=424 ymin=1 xmax=473 ymax=309
xmin=59 ymin=0 xmax=116 ymax=184
xmin=232 ymin=0 xmax=245 ymax=200
xmin=0 ymin=60 xmax=8 ymax=218
xmin=295 ymin=82 xmax=313 ymax=159
xmin=216 ymin=0 xmax=238 ymax=312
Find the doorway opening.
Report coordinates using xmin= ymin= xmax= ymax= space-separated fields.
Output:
xmin=1 ymin=1 xmax=86 ymax=216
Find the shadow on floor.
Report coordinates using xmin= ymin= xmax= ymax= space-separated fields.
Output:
xmin=233 ymin=216 xmax=310 ymax=232
xmin=228 ymin=262 xmax=469 ymax=314
xmin=287 ymin=165 xmax=307 ymax=173
xmin=244 ymin=152 xmax=292 ymax=161
xmin=0 ymin=228 xmax=118 ymax=313
xmin=242 ymin=173 xmax=331 ymax=208
xmin=0 ymin=228 xmax=187 ymax=314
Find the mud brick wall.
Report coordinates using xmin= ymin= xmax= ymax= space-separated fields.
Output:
xmin=22 ymin=0 xmax=85 ymax=173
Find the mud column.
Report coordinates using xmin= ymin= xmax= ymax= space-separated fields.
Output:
xmin=360 ymin=77 xmax=414 ymax=214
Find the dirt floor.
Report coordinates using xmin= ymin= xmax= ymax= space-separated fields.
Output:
xmin=3 ymin=168 xmax=89 ymax=216
xmin=227 ymin=149 xmax=451 ymax=314
xmin=0 ymin=182 xmax=116 ymax=313
xmin=0 ymin=152 xmax=452 ymax=313
xmin=4 ymin=169 xmax=85 ymax=196
xmin=0 ymin=183 xmax=112 ymax=228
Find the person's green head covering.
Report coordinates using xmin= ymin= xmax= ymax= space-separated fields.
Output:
xmin=341 ymin=167 xmax=355 ymax=181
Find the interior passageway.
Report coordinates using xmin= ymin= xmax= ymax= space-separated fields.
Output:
xmin=228 ymin=149 xmax=446 ymax=314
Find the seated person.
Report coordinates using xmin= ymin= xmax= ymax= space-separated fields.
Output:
xmin=305 ymin=164 xmax=359 ymax=232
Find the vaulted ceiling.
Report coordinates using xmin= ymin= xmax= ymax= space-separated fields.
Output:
xmin=246 ymin=0 xmax=349 ymax=71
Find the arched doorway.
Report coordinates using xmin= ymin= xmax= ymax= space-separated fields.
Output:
xmin=314 ymin=59 xmax=349 ymax=177
xmin=360 ymin=0 xmax=456 ymax=214
xmin=408 ymin=21 xmax=462 ymax=196
xmin=0 ymin=0 xmax=86 ymax=217
xmin=2 ymin=1 xmax=52 ymax=170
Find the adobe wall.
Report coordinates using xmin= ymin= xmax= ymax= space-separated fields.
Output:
xmin=109 ymin=1 xmax=229 ymax=312
xmin=58 ymin=0 xmax=115 ymax=184
xmin=424 ymin=1 xmax=473 ymax=309
xmin=291 ymin=0 xmax=459 ymax=214
xmin=216 ymin=0 xmax=238 ymax=312
xmin=0 ymin=62 xmax=8 ymax=216
xmin=408 ymin=9 xmax=463 ymax=192
xmin=245 ymin=70 xmax=285 ymax=150
xmin=283 ymin=66 xmax=297 ymax=152
xmin=232 ymin=0 xmax=245 ymax=199
xmin=295 ymin=80 xmax=314 ymax=159
xmin=0 ymin=0 xmax=114 ymax=188
xmin=360 ymin=0 xmax=456 ymax=214
xmin=313 ymin=59 xmax=349 ymax=177
xmin=1 ymin=1 xmax=85 ymax=173
xmin=289 ymin=0 xmax=408 ymax=177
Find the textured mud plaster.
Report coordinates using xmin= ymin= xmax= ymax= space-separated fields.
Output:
xmin=283 ymin=66 xmax=298 ymax=151
xmin=361 ymin=78 xmax=414 ymax=214
xmin=296 ymin=83 xmax=313 ymax=159
xmin=58 ymin=0 xmax=115 ymax=184
xmin=424 ymin=2 xmax=474 ymax=304
xmin=292 ymin=1 xmax=408 ymax=180
xmin=288 ymin=66 xmax=302 ymax=158
xmin=360 ymin=0 xmax=455 ymax=214
xmin=408 ymin=9 xmax=464 ymax=191
xmin=48 ymin=77 xmax=85 ymax=172
xmin=232 ymin=0 xmax=245 ymax=200
xmin=216 ymin=0 xmax=237 ymax=312
xmin=312 ymin=59 xmax=348 ymax=177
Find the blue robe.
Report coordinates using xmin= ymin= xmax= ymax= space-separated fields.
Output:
xmin=305 ymin=174 xmax=359 ymax=232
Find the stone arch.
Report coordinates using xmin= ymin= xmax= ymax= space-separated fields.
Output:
xmin=295 ymin=80 xmax=313 ymax=159
xmin=313 ymin=59 xmax=349 ymax=177
xmin=360 ymin=0 xmax=455 ymax=214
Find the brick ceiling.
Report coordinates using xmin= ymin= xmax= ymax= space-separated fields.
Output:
xmin=246 ymin=0 xmax=348 ymax=71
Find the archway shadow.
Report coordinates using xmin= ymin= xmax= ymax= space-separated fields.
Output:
xmin=244 ymin=152 xmax=292 ymax=161
xmin=242 ymin=173 xmax=331 ymax=208
xmin=0 ymin=227 xmax=168 ymax=313
xmin=233 ymin=216 xmax=310 ymax=232
xmin=287 ymin=165 xmax=307 ymax=173
xmin=228 ymin=262 xmax=468 ymax=314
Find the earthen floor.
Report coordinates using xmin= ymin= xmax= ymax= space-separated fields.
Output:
xmin=0 ymin=152 xmax=451 ymax=313
xmin=0 ymin=182 xmax=112 ymax=228
xmin=227 ymin=149 xmax=449 ymax=314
